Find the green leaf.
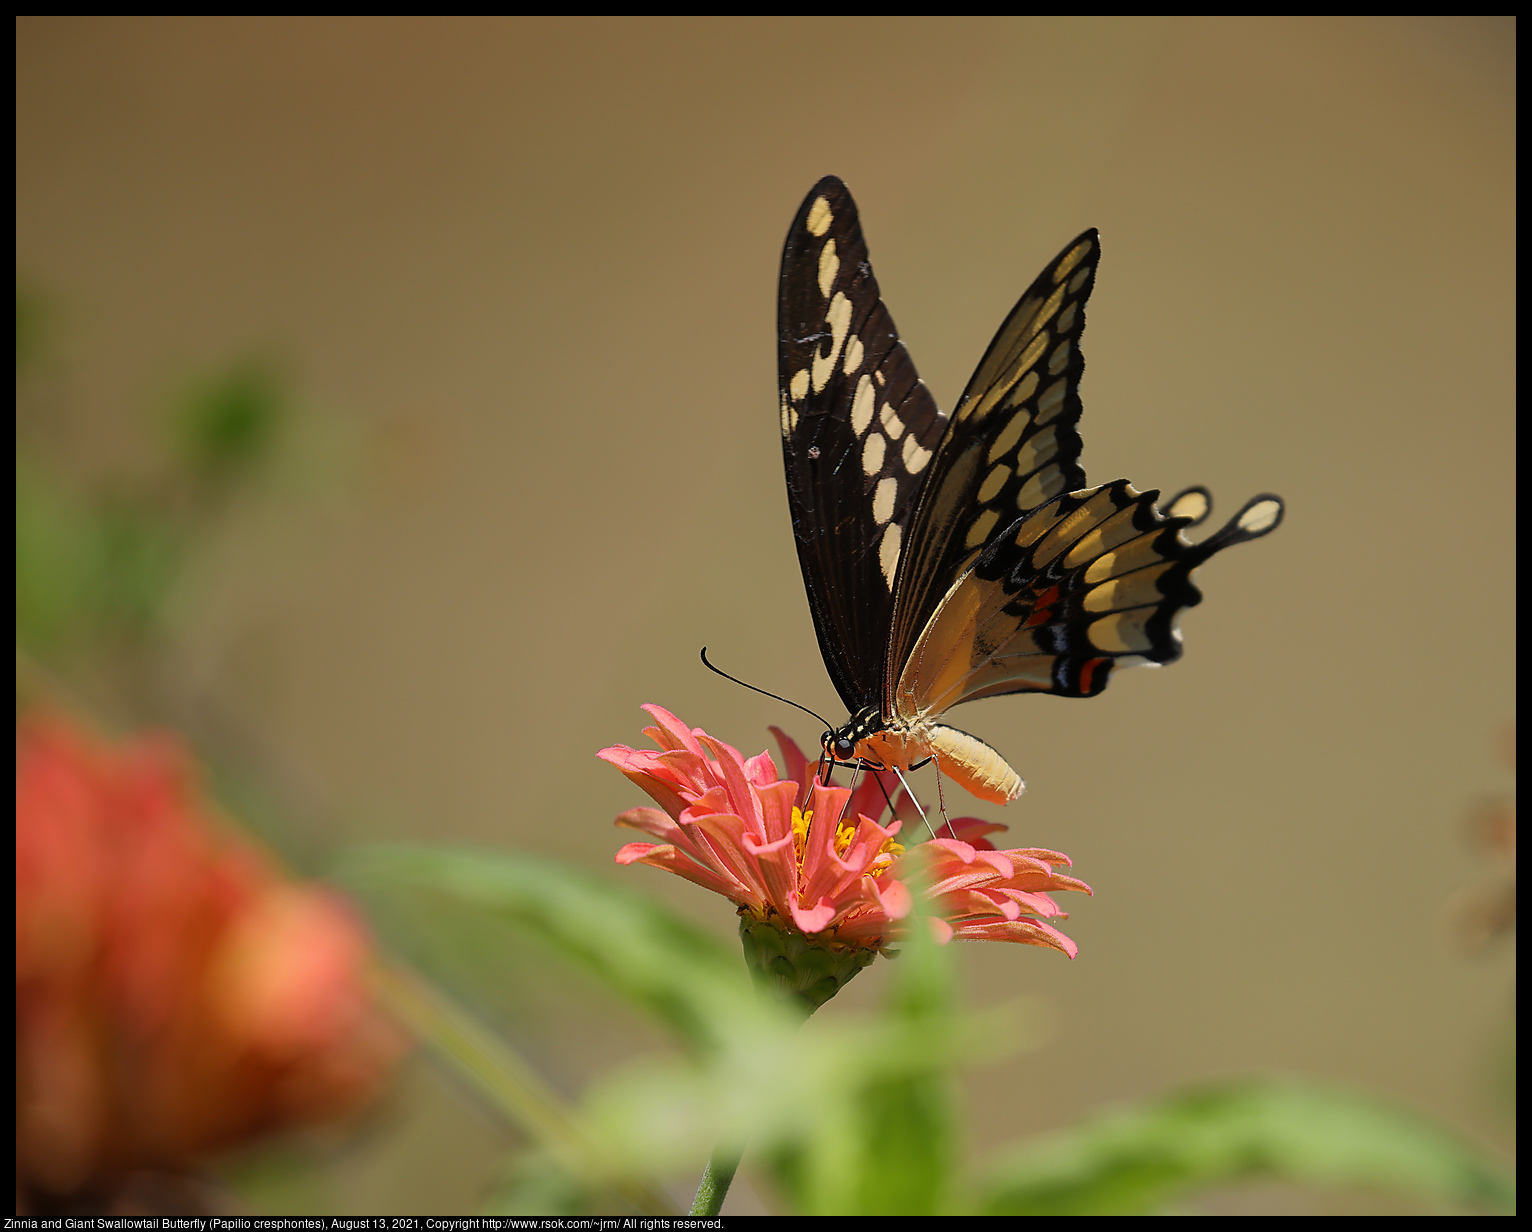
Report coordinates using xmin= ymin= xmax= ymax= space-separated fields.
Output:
xmin=340 ymin=844 xmax=760 ymax=1054
xmin=976 ymin=1077 xmax=1515 ymax=1215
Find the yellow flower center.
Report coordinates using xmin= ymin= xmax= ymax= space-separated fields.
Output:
xmin=791 ymin=805 xmax=904 ymax=876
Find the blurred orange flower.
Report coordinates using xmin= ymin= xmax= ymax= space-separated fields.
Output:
xmin=15 ymin=712 xmax=405 ymax=1209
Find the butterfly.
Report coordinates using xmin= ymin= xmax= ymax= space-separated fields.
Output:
xmin=778 ymin=176 xmax=1283 ymax=805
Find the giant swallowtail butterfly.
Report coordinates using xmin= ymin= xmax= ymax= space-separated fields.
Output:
xmin=779 ymin=176 xmax=1283 ymax=804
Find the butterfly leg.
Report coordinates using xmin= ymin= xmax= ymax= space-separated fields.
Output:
xmin=892 ymin=763 xmax=947 ymax=843
xmin=932 ymin=766 xmax=960 ymax=840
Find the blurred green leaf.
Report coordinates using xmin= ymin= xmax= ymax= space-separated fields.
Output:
xmin=16 ymin=454 xmax=183 ymax=652
xmin=16 ymin=454 xmax=98 ymax=650
xmin=579 ymin=959 xmax=969 ymax=1213
xmin=345 ymin=844 xmax=976 ymax=1215
xmin=975 ymin=1077 xmax=1515 ymax=1215
xmin=764 ymin=909 xmax=954 ymax=1215
xmin=16 ymin=286 xmax=51 ymax=374
xmin=173 ymin=356 xmax=285 ymax=491
xmin=341 ymin=845 xmax=761 ymax=1054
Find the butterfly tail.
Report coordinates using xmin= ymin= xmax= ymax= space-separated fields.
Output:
xmin=1183 ymin=493 xmax=1285 ymax=565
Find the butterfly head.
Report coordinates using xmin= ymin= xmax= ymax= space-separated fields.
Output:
xmin=822 ymin=706 xmax=885 ymax=768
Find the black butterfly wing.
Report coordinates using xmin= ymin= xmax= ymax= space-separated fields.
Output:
xmin=779 ymin=177 xmax=947 ymax=715
xmin=884 ymin=229 xmax=1100 ymax=708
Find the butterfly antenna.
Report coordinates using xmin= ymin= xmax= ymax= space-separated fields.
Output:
xmin=699 ymin=648 xmax=837 ymax=732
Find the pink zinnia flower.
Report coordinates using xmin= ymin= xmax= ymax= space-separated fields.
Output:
xmin=600 ymin=706 xmax=1089 ymax=965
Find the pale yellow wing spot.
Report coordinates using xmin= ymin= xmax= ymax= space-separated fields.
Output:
xmin=850 ymin=374 xmax=877 ymax=435
xmin=789 ymin=368 xmax=810 ymax=401
xmin=968 ymin=341 xmax=1045 ymax=423
xmin=976 ymin=461 xmax=1008 ymax=504
xmin=1239 ymin=498 xmax=1283 ymax=535
xmin=817 ymin=238 xmax=839 ymax=298
xmin=1031 ymin=486 xmax=1127 ymax=567
xmin=1036 ymin=283 xmax=1067 ymax=330
xmin=1088 ymin=606 xmax=1158 ymax=654
xmin=1014 ymin=424 xmax=1060 ymax=475
xmin=1047 ymin=338 xmax=1073 ymax=377
xmin=1034 ymin=377 xmax=1067 ymax=425
xmin=1083 ymin=562 xmax=1176 ymax=613
xmin=872 ymin=476 xmax=898 ymax=525
xmin=1011 ymin=490 xmax=1082 ymax=550
xmin=879 ymin=522 xmax=902 ymax=586
xmin=963 ymin=506 xmax=1000 ymax=550
xmin=1015 ymin=469 xmax=1065 ymax=511
xmin=1055 ymin=237 xmax=1093 ymax=279
xmin=1061 ymin=500 xmax=1145 ymax=569
xmin=810 ymin=292 xmax=852 ymax=392
xmin=842 ymin=334 xmax=864 ymax=375
xmin=1162 ymin=489 xmax=1210 ymax=522
xmin=1016 ymin=334 xmax=1050 ymax=384
xmin=986 ymin=406 xmax=1029 ymax=465
xmin=861 ymin=431 xmax=887 ymax=476
xmin=805 ymin=196 xmax=833 ymax=237
xmin=1084 ymin=532 xmax=1176 ymax=584
xmin=878 ymin=400 xmax=906 ymax=439
xmin=903 ymin=436 xmax=932 ymax=474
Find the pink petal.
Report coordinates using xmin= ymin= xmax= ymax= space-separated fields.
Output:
xmin=871 ymin=875 xmax=913 ymax=921
xmin=953 ymin=917 xmax=1079 ymax=957
xmin=696 ymin=736 xmax=768 ymax=831
xmin=613 ymin=807 xmax=682 ymax=843
xmin=742 ymin=749 xmax=782 ymax=788
xmin=788 ymin=897 xmax=838 ymax=934
xmin=616 ymin=843 xmax=754 ymax=904
xmin=769 ymin=727 xmax=813 ymax=804
xmin=640 ymin=704 xmax=706 ymax=757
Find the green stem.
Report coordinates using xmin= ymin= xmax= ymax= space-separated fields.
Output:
xmin=691 ymin=1144 xmax=741 ymax=1216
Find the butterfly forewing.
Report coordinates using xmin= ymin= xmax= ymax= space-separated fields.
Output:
xmin=779 ymin=176 xmax=947 ymax=714
xmin=884 ymin=229 xmax=1099 ymax=707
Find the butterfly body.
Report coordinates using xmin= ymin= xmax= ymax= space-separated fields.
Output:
xmin=778 ymin=177 xmax=1283 ymax=804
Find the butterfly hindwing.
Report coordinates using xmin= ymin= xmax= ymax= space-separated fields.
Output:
xmin=779 ymin=176 xmax=947 ymax=715
xmin=895 ymin=484 xmax=1285 ymax=719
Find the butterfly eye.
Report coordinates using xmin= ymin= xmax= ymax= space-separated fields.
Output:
xmin=833 ymin=736 xmax=856 ymax=762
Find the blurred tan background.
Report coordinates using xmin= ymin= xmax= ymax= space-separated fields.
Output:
xmin=18 ymin=16 xmax=1514 ymax=1212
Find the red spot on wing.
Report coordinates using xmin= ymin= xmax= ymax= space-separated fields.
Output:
xmin=1023 ymin=584 xmax=1061 ymax=629
xmin=1077 ymin=657 xmax=1109 ymax=694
